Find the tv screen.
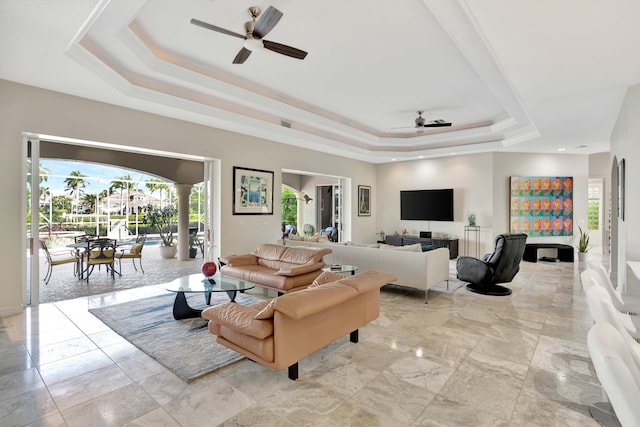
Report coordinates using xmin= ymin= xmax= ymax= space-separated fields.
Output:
xmin=400 ymin=189 xmax=454 ymax=221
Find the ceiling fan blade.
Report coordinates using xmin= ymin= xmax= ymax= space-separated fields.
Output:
xmin=190 ymin=18 xmax=246 ymax=40
xmin=253 ymin=6 xmax=283 ymax=39
xmin=262 ymin=40 xmax=308 ymax=60
xmin=422 ymin=121 xmax=452 ymax=128
xmin=232 ymin=47 xmax=252 ymax=64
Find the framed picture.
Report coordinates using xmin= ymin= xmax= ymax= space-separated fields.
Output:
xmin=358 ymin=185 xmax=371 ymax=216
xmin=619 ymin=159 xmax=626 ymax=221
xmin=509 ymin=176 xmax=573 ymax=236
xmin=233 ymin=166 xmax=274 ymax=215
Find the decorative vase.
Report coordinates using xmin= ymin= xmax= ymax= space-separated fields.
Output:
xmin=159 ymin=245 xmax=177 ymax=259
xmin=578 ymin=252 xmax=588 ymax=262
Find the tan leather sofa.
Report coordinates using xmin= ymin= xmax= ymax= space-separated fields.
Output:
xmin=219 ymin=243 xmax=332 ymax=294
xmin=201 ymin=270 xmax=397 ymax=379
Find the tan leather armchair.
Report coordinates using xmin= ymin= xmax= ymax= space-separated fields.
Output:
xmin=202 ymin=270 xmax=397 ymax=380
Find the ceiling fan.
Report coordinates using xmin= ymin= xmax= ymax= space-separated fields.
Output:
xmin=190 ymin=6 xmax=308 ymax=64
xmin=413 ymin=111 xmax=452 ymax=128
xmin=393 ymin=111 xmax=452 ymax=129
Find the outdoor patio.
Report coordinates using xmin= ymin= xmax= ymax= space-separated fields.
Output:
xmin=37 ymin=244 xmax=208 ymax=304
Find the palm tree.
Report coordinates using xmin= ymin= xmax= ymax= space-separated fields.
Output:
xmin=26 ymin=161 xmax=50 ymax=208
xmin=81 ymin=193 xmax=98 ymax=214
xmin=109 ymin=175 xmax=134 ymax=215
xmin=64 ymin=170 xmax=87 ymax=216
xmin=145 ymin=178 xmax=165 ymax=207
xmin=110 ymin=175 xmax=135 ymax=234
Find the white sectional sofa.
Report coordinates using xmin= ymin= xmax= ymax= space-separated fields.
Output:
xmin=283 ymin=239 xmax=450 ymax=302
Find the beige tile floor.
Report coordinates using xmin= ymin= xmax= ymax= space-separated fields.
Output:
xmin=1 ymin=253 xmax=607 ymax=426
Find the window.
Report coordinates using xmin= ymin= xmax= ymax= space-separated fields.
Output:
xmin=588 ymin=180 xmax=601 ymax=231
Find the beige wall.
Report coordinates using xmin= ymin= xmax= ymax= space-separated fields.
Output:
xmin=375 ymin=153 xmax=494 ymax=253
xmin=0 ymin=80 xmax=375 ymax=315
xmin=375 ymin=152 xmax=590 ymax=256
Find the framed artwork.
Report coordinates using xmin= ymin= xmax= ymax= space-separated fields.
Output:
xmin=233 ymin=166 xmax=274 ymax=215
xmin=509 ymin=176 xmax=573 ymax=237
xmin=619 ymin=159 xmax=626 ymax=221
xmin=358 ymin=185 xmax=371 ymax=216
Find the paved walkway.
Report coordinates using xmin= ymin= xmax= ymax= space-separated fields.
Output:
xmin=37 ymin=245 xmax=208 ymax=303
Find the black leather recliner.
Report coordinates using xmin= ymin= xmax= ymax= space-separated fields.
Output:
xmin=456 ymin=233 xmax=527 ymax=296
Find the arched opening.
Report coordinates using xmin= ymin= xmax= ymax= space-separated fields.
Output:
xmin=25 ymin=137 xmax=218 ymax=306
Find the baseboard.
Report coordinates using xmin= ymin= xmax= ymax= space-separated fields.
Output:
xmin=0 ymin=305 xmax=24 ymax=318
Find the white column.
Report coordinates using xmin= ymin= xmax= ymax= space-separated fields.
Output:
xmin=295 ymin=191 xmax=305 ymax=234
xmin=175 ymin=184 xmax=192 ymax=261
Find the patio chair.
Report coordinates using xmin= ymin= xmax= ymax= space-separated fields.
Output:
xmin=115 ymin=234 xmax=146 ymax=273
xmin=83 ymin=238 xmax=118 ymax=282
xmin=72 ymin=234 xmax=96 ymax=279
xmin=39 ymin=240 xmax=77 ymax=284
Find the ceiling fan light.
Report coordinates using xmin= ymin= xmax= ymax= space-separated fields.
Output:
xmin=243 ymin=38 xmax=262 ymax=51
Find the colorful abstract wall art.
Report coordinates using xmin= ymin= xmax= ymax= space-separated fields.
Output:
xmin=509 ymin=176 xmax=573 ymax=237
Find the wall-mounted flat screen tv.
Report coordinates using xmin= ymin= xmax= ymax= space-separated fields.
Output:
xmin=400 ymin=189 xmax=454 ymax=221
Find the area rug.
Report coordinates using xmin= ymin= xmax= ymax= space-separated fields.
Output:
xmin=89 ymin=292 xmax=261 ymax=382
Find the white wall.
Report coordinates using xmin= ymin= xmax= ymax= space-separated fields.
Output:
xmin=376 ymin=152 xmax=590 ymax=256
xmin=0 ymin=80 xmax=375 ymax=315
xmin=610 ymin=83 xmax=640 ymax=295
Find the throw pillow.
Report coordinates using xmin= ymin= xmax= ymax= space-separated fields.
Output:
xmin=421 ymin=245 xmax=436 ymax=252
xmin=130 ymin=243 xmax=143 ymax=255
xmin=310 ymin=271 xmax=344 ymax=287
xmin=345 ymin=241 xmax=380 ymax=248
xmin=288 ymin=234 xmax=304 ymax=241
xmin=380 ymin=243 xmax=422 ymax=252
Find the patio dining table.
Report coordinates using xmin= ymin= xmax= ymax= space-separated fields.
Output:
xmin=66 ymin=239 xmax=133 ymax=279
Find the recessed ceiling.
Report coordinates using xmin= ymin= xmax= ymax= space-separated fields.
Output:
xmin=2 ymin=0 xmax=639 ymax=163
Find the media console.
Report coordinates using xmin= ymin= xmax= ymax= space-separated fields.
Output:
xmin=385 ymin=235 xmax=459 ymax=259
xmin=522 ymin=243 xmax=574 ymax=263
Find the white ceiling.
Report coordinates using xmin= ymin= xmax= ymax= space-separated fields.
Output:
xmin=2 ymin=0 xmax=639 ymax=163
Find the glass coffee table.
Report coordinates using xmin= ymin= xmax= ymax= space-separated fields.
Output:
xmin=165 ymin=273 xmax=256 ymax=320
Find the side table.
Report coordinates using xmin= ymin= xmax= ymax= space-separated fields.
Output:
xmin=322 ymin=264 xmax=358 ymax=276
xmin=464 ymin=226 xmax=481 ymax=258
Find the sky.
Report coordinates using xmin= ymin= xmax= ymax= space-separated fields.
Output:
xmin=39 ymin=159 xmax=162 ymax=197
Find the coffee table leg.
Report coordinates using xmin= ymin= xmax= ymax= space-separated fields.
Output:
xmin=173 ymin=292 xmax=202 ymax=320
xmin=205 ymin=291 xmax=212 ymax=305
xmin=225 ymin=290 xmax=238 ymax=302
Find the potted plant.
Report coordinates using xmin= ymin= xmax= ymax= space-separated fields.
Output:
xmin=576 ymin=226 xmax=591 ymax=262
xmin=467 ymin=212 xmax=477 ymax=227
xmin=188 ymin=235 xmax=198 ymax=259
xmin=144 ymin=204 xmax=177 ymax=259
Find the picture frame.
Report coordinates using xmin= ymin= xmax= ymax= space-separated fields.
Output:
xmin=509 ymin=176 xmax=573 ymax=237
xmin=232 ymin=166 xmax=274 ymax=215
xmin=358 ymin=185 xmax=371 ymax=216
xmin=619 ymin=159 xmax=626 ymax=221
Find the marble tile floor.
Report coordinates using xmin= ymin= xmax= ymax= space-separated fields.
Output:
xmin=0 ymin=256 xmax=608 ymax=426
